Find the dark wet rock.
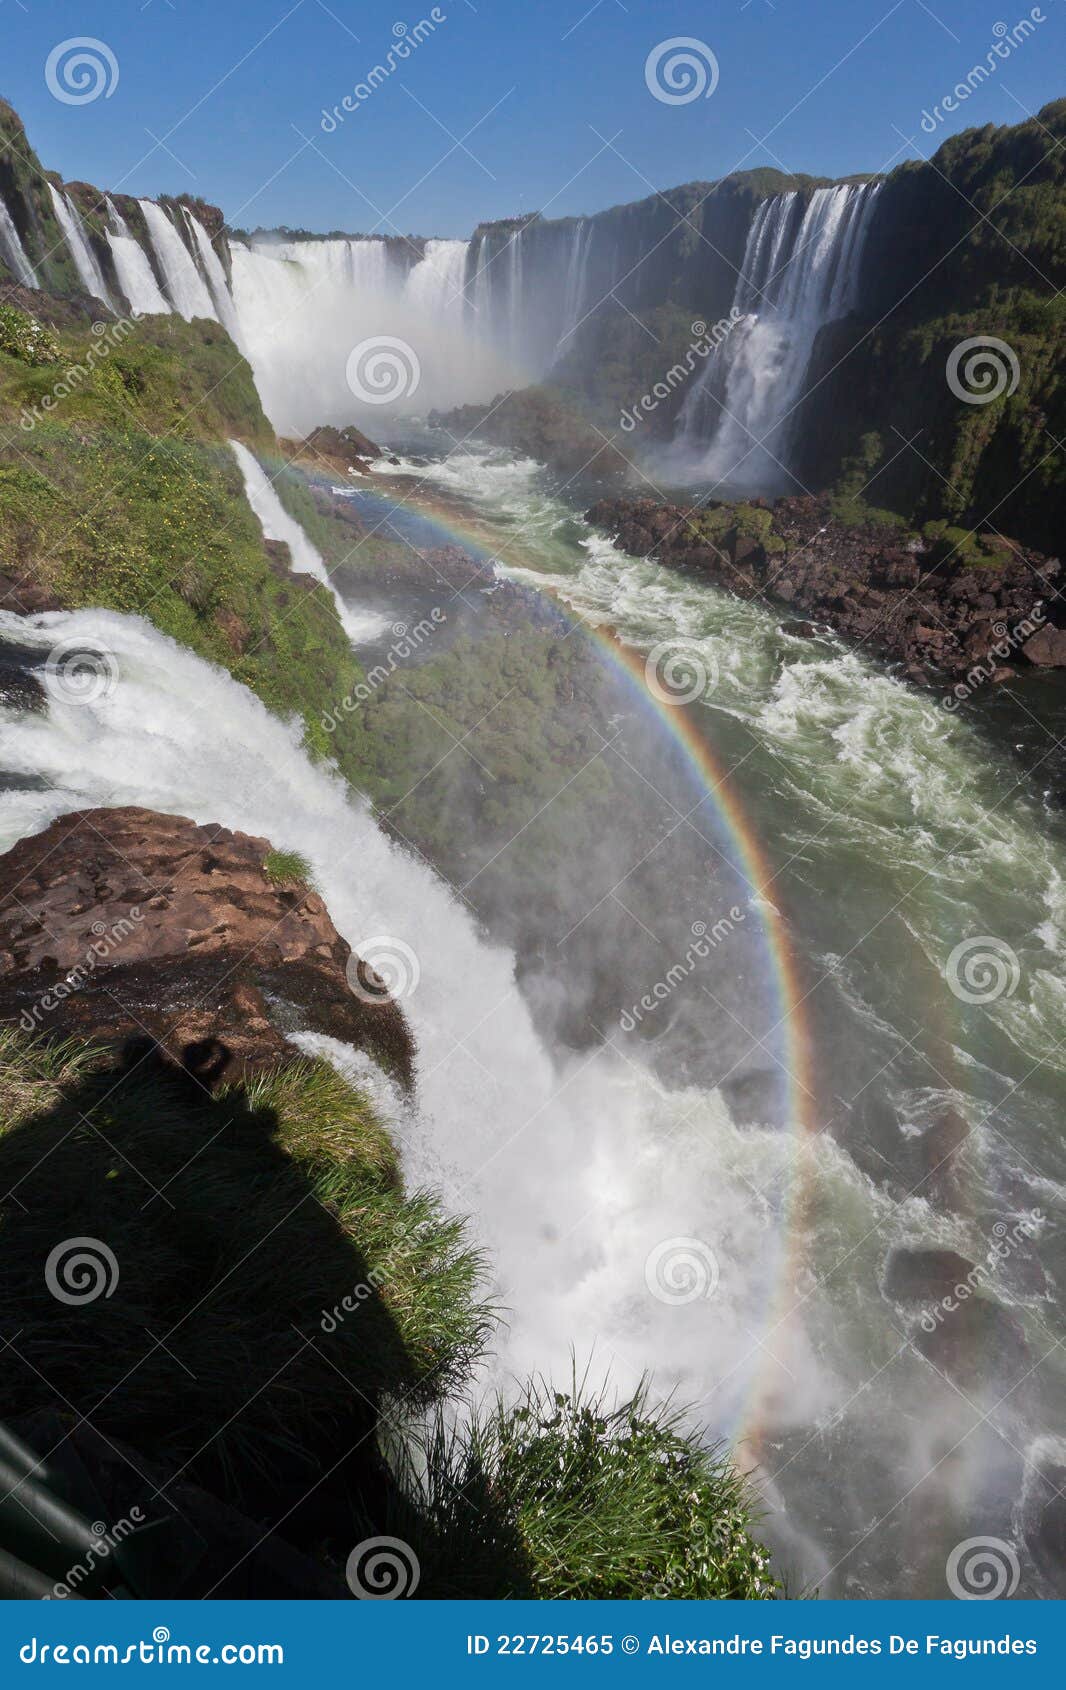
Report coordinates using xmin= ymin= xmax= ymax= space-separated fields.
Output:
xmin=883 ymin=1247 xmax=977 ymax=1304
xmin=1018 ymin=1438 xmax=1066 ymax=1596
xmin=587 ymin=493 xmax=1063 ymax=682
xmin=0 ymin=806 xmax=412 ymax=1087
xmin=0 ymin=640 xmax=47 ymax=712
xmin=281 ymin=423 xmax=382 ymax=477
xmin=912 ymin=1292 xmax=1031 ymax=1393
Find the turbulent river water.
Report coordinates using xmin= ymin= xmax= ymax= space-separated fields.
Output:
xmin=3 ymin=436 xmax=1065 ymax=1598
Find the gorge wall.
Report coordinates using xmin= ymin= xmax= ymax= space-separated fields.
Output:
xmin=1 ymin=95 xmax=1063 ymax=550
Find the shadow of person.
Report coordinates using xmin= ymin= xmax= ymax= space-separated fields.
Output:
xmin=0 ymin=1032 xmax=523 ymax=1596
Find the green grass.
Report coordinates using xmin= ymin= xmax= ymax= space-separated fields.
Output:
xmin=263 ymin=846 xmax=314 ymax=888
xmin=382 ymin=1372 xmax=779 ymax=1599
xmin=0 ymin=1030 xmax=491 ymax=1515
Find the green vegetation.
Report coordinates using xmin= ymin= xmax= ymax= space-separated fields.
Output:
xmin=0 ymin=303 xmax=58 ymax=365
xmin=263 ymin=846 xmax=314 ymax=888
xmin=0 ymin=1031 xmax=490 ymax=1509
xmin=387 ymin=1376 xmax=778 ymax=1599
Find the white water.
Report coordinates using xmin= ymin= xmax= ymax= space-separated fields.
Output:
xmin=47 ymin=184 xmax=114 ymax=311
xmin=670 ymin=183 xmax=880 ymax=489
xmin=183 ymin=208 xmax=244 ymax=344
xmin=105 ymin=199 xmax=171 ymax=316
xmin=229 ymin=234 xmax=511 ymax=436
xmin=139 ymin=199 xmax=217 ymax=322
xmin=228 ymin=439 xmax=375 ymax=645
xmin=0 ymin=194 xmax=38 ymax=289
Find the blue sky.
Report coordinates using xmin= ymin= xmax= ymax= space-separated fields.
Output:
xmin=4 ymin=0 xmax=1065 ymax=236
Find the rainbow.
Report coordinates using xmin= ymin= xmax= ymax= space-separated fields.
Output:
xmin=336 ymin=466 xmax=819 ymax=1138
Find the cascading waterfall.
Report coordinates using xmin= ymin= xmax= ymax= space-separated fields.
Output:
xmin=672 ymin=181 xmax=881 ymax=490
xmin=403 ymin=238 xmax=469 ymax=320
xmin=229 ymin=439 xmax=379 ymax=645
xmin=555 ymin=217 xmax=592 ymax=356
xmin=139 ymin=198 xmax=218 ymax=322
xmin=104 ymin=199 xmax=171 ymax=316
xmin=47 ymin=183 xmax=115 ymax=310
xmin=183 ymin=207 xmax=244 ymax=345
xmin=0 ymin=194 xmax=38 ymax=289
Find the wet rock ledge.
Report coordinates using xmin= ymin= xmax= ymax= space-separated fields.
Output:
xmin=0 ymin=806 xmax=412 ymax=1087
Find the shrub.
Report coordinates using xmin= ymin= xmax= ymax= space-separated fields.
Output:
xmin=0 ymin=303 xmax=59 ymax=366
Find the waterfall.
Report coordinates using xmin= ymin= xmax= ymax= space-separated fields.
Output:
xmin=403 ymin=238 xmax=469 ymax=319
xmin=0 ymin=195 xmax=38 ymax=289
xmin=229 ymin=234 xmax=511 ymax=437
xmin=139 ymin=199 xmax=217 ymax=322
xmin=229 ymin=439 xmax=374 ymax=645
xmin=555 ymin=218 xmax=592 ymax=355
xmin=105 ymin=199 xmax=171 ymax=316
xmin=183 ymin=208 xmax=243 ymax=344
xmin=47 ymin=184 xmax=115 ymax=310
xmin=673 ymin=182 xmax=881 ymax=490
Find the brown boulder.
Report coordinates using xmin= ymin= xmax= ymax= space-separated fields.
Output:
xmin=1022 ymin=625 xmax=1066 ymax=667
xmin=0 ymin=807 xmax=412 ymax=1087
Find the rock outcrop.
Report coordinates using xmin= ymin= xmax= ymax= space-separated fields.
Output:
xmin=587 ymin=493 xmax=1062 ymax=684
xmin=0 ymin=806 xmax=412 ymax=1086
